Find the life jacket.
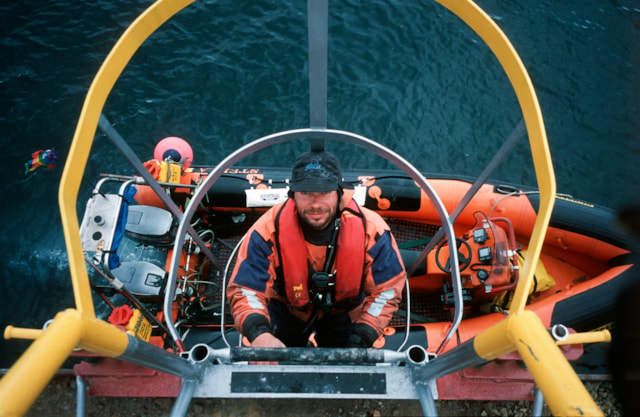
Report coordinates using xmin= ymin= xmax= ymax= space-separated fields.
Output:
xmin=137 ymin=160 xmax=191 ymax=208
xmin=143 ymin=160 xmax=183 ymax=184
xmin=275 ymin=198 xmax=366 ymax=308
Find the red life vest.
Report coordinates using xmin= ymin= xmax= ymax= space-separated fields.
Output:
xmin=276 ymin=198 xmax=366 ymax=307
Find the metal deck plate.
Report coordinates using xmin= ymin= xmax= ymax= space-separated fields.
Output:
xmin=193 ymin=364 xmax=437 ymax=400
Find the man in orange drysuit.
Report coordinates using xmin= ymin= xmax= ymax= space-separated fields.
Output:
xmin=227 ymin=150 xmax=406 ymax=348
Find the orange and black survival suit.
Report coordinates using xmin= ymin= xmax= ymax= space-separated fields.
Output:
xmin=227 ymin=196 xmax=406 ymax=348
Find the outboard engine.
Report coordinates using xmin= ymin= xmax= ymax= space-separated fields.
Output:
xmin=79 ymin=178 xmax=175 ymax=302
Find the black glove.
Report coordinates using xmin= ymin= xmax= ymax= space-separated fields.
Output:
xmin=242 ymin=313 xmax=272 ymax=343
xmin=346 ymin=333 xmax=369 ymax=348
xmin=345 ymin=323 xmax=378 ymax=348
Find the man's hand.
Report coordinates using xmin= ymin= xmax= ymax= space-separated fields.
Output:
xmin=250 ymin=332 xmax=286 ymax=348
xmin=249 ymin=333 xmax=285 ymax=365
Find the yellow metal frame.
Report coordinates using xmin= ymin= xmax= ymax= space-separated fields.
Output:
xmin=474 ymin=311 xmax=602 ymax=415
xmin=436 ymin=1 xmax=601 ymax=415
xmin=0 ymin=310 xmax=130 ymax=416
xmin=435 ymin=0 xmax=555 ymax=314
xmin=61 ymin=0 xmax=195 ymax=317
xmin=0 ymin=0 xmax=603 ymax=416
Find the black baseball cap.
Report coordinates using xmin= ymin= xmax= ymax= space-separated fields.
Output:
xmin=290 ymin=151 xmax=344 ymax=193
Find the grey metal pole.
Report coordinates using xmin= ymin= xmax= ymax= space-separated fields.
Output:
xmin=119 ymin=335 xmax=201 ymax=380
xmin=413 ymin=339 xmax=488 ymax=382
xmin=75 ymin=375 xmax=88 ymax=417
xmin=532 ymin=386 xmax=545 ymax=417
xmin=415 ymin=379 xmax=439 ymax=417
xmin=307 ymin=0 xmax=328 ymax=151
xmin=170 ymin=378 xmax=199 ymax=417
xmin=188 ymin=344 xmax=428 ymax=365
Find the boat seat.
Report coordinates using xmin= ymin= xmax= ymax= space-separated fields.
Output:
xmin=125 ymin=205 xmax=175 ymax=246
xmin=399 ymin=249 xmax=426 ymax=277
xmin=110 ymin=260 xmax=166 ymax=301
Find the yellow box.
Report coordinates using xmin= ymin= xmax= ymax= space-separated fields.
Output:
xmin=125 ymin=309 xmax=152 ymax=341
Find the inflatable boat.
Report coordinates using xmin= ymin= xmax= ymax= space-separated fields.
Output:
xmin=2 ymin=0 xmax=636 ymax=416
xmin=129 ymin=159 xmax=635 ymax=352
xmin=50 ymin=143 xmax=638 ymax=407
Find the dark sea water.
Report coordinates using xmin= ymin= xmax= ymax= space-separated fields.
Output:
xmin=1 ymin=0 xmax=638 ymax=367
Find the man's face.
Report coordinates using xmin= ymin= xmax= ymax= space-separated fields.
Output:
xmin=293 ymin=191 xmax=339 ymax=230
